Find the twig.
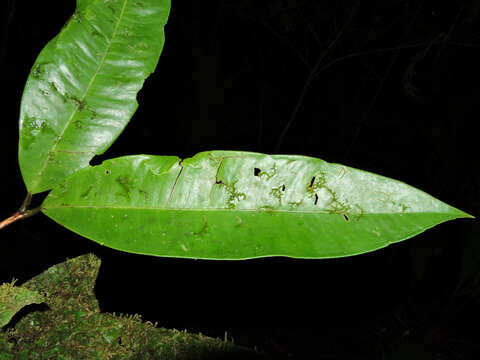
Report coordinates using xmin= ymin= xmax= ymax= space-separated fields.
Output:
xmin=0 ymin=207 xmax=42 ymax=230
xmin=343 ymin=0 xmax=426 ymax=161
xmin=310 ymin=37 xmax=479 ymax=82
xmin=313 ymin=41 xmax=434 ymax=78
xmin=0 ymin=193 xmax=40 ymax=230
xmin=433 ymin=4 xmax=464 ymax=68
xmin=0 ymin=212 xmax=26 ymax=230
xmin=275 ymin=1 xmax=359 ymax=153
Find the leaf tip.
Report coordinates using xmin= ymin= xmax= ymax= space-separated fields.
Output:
xmin=451 ymin=207 xmax=475 ymax=220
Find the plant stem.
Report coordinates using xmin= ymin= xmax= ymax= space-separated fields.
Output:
xmin=275 ymin=1 xmax=359 ymax=153
xmin=22 ymin=207 xmax=42 ymax=219
xmin=0 ymin=212 xmax=25 ymax=230
xmin=0 ymin=193 xmax=40 ymax=230
xmin=18 ymin=193 xmax=32 ymax=212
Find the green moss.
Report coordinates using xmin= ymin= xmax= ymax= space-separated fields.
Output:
xmin=0 ymin=281 xmax=44 ymax=328
xmin=220 ymin=180 xmax=246 ymax=209
xmin=0 ymin=254 xmax=270 ymax=360
xmin=258 ymin=164 xmax=277 ymax=181
xmin=269 ymin=184 xmax=285 ymax=205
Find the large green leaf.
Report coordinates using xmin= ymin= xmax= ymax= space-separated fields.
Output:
xmin=41 ymin=151 xmax=473 ymax=260
xmin=18 ymin=0 xmax=170 ymax=194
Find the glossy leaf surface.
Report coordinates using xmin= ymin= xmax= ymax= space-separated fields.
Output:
xmin=18 ymin=0 xmax=170 ymax=194
xmin=42 ymin=151 xmax=472 ymax=259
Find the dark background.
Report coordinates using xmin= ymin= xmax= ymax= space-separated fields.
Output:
xmin=1 ymin=0 xmax=479 ymax=358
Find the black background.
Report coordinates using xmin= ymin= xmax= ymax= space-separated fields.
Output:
xmin=1 ymin=0 xmax=479 ymax=358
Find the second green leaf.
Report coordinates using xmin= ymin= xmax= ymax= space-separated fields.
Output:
xmin=42 ymin=151 xmax=472 ymax=260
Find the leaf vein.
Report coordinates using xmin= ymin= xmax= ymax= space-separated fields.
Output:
xmin=31 ymin=0 xmax=130 ymax=189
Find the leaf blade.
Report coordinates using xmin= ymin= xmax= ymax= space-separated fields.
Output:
xmin=18 ymin=0 xmax=171 ymax=194
xmin=42 ymin=152 xmax=473 ymax=259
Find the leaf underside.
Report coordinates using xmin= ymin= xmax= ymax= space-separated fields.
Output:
xmin=18 ymin=0 xmax=170 ymax=194
xmin=42 ymin=151 xmax=472 ymax=260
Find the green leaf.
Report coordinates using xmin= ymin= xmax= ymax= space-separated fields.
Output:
xmin=41 ymin=151 xmax=473 ymax=260
xmin=0 ymin=281 xmax=44 ymax=328
xmin=18 ymin=0 xmax=171 ymax=194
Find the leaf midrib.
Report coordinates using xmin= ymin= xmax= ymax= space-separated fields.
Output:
xmin=43 ymin=205 xmax=330 ymax=214
xmin=31 ymin=0 xmax=129 ymax=191
xmin=41 ymin=204 xmax=449 ymax=216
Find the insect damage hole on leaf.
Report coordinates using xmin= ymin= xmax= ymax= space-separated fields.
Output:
xmin=6 ymin=0 xmax=472 ymax=262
